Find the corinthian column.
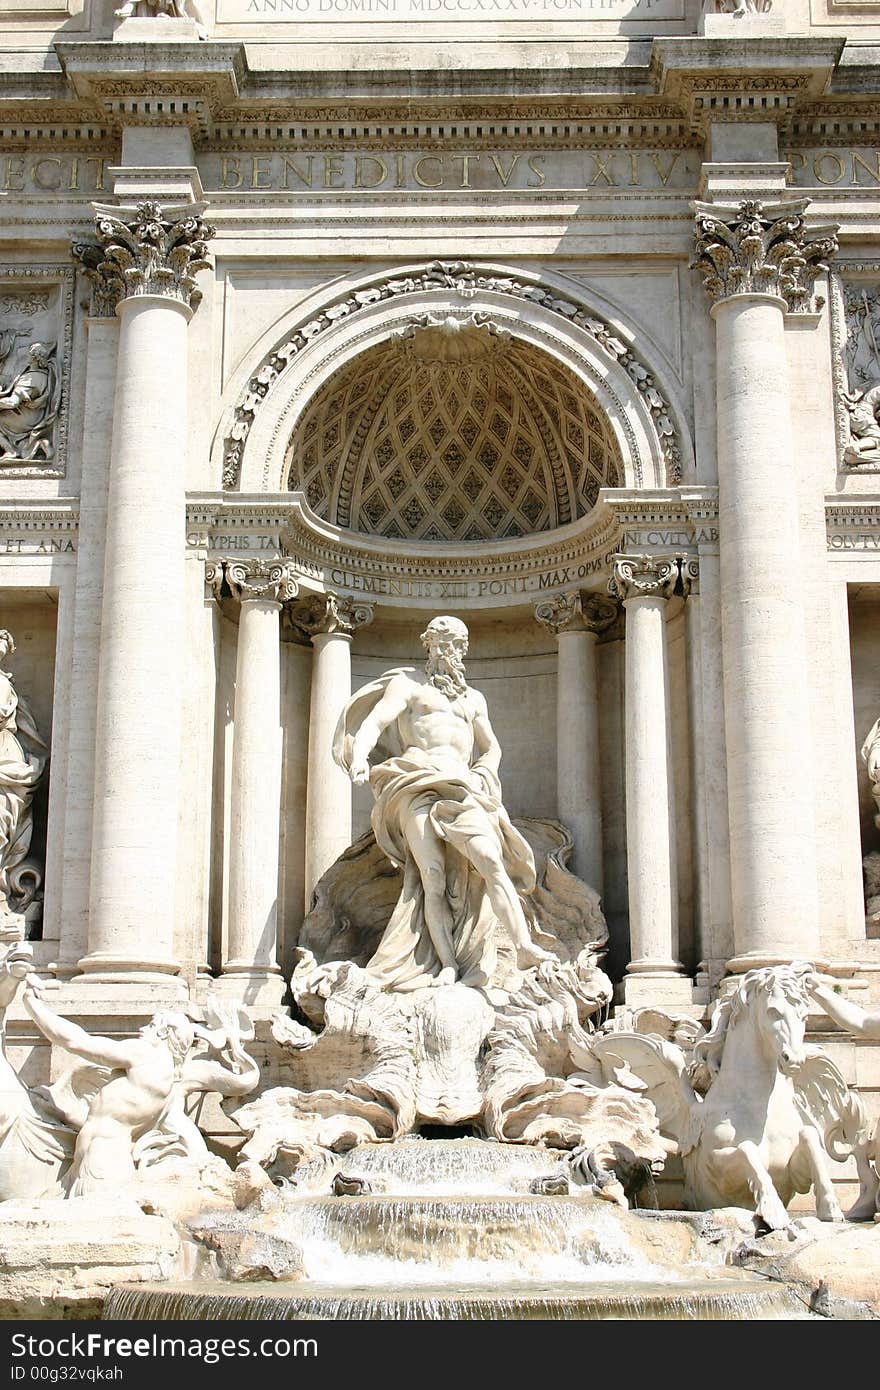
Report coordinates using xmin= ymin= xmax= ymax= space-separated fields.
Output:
xmin=220 ymin=558 xmax=298 ymax=1006
xmin=610 ymin=555 xmax=690 ymax=1003
xmin=76 ymin=201 xmax=214 ymax=986
xmin=290 ymin=594 xmax=374 ymax=906
xmin=535 ymin=590 xmax=617 ymax=893
xmin=693 ymin=199 xmax=837 ymax=970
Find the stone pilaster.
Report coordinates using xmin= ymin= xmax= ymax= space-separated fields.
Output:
xmin=290 ymin=594 xmax=374 ymax=906
xmin=74 ymin=201 xmax=213 ymax=989
xmin=609 ymin=555 xmax=690 ymax=1004
xmin=535 ymin=590 xmax=617 ymax=893
xmin=218 ymin=559 xmax=298 ymax=1006
xmin=693 ymin=199 xmax=837 ymax=972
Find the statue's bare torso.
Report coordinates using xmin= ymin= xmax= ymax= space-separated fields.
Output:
xmin=390 ymin=673 xmax=485 ymax=775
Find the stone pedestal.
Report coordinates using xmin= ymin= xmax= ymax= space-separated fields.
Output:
xmin=535 ymin=590 xmax=616 ymax=893
xmin=219 ymin=560 xmax=297 ymax=1008
xmin=75 ymin=202 xmax=212 ymax=990
xmin=289 ymin=595 xmax=374 ymax=907
xmin=693 ymin=199 xmax=837 ymax=972
xmin=610 ymin=556 xmax=689 ymax=1005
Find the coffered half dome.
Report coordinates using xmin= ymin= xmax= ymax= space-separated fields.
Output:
xmin=284 ymin=313 xmax=623 ymax=544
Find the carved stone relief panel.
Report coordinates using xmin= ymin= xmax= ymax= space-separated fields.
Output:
xmin=0 ymin=268 xmax=74 ymax=479
xmin=831 ymin=269 xmax=880 ymax=470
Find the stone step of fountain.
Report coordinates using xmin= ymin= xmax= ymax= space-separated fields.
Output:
xmin=104 ymin=1275 xmax=814 ymax=1321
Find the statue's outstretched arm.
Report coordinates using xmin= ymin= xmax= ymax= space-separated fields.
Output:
xmin=349 ymin=674 xmax=411 ymax=781
xmin=22 ymin=982 xmax=132 ymax=1068
xmin=807 ymin=977 xmax=880 ymax=1040
xmin=179 ymin=1055 xmax=260 ymax=1099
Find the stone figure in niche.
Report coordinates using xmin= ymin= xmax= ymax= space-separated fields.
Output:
xmin=0 ymin=630 xmax=47 ymax=937
xmin=114 ymin=0 xmax=208 ymax=37
xmin=589 ymin=964 xmax=863 ymax=1231
xmin=333 ymin=614 xmax=553 ymax=992
xmin=19 ymin=978 xmax=259 ymax=1196
xmin=843 ymin=384 xmax=880 ymax=465
xmin=859 ymin=717 xmax=880 ymax=929
xmin=0 ymin=341 xmax=60 ymax=463
xmin=861 ymin=715 xmax=880 ymax=827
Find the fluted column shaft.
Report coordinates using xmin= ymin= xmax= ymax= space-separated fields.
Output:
xmin=610 ymin=556 xmax=687 ymax=999
xmin=291 ymin=595 xmax=374 ymax=907
xmin=77 ymin=201 xmax=213 ymax=984
xmin=535 ymin=591 xmax=616 ymax=892
xmin=694 ymin=199 xmax=837 ymax=968
xmin=220 ymin=560 xmax=297 ymax=1004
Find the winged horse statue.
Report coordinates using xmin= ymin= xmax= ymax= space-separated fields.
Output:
xmin=589 ymin=964 xmax=865 ymax=1231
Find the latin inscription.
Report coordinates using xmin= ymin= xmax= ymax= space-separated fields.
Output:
xmin=218 ymin=0 xmax=684 ymax=21
xmin=4 ymin=149 xmax=880 ymax=198
xmin=200 ymin=149 xmax=697 ymax=193
xmin=785 ymin=149 xmax=880 ymax=188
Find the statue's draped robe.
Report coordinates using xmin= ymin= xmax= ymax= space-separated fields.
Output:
xmin=0 ymin=675 xmax=47 ymax=906
xmin=334 ymin=671 xmax=536 ymax=992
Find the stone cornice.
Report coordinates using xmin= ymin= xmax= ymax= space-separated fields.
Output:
xmin=651 ymin=36 xmax=846 ymax=136
xmin=54 ymin=40 xmax=246 ymax=137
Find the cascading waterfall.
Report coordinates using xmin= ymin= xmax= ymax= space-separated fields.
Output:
xmin=103 ymin=1140 xmax=814 ymax=1320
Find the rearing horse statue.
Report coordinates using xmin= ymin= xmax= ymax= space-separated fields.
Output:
xmin=590 ymin=964 xmax=864 ymax=1231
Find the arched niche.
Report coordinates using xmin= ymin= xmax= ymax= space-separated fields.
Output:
xmin=215 ymin=261 xmax=693 ymax=501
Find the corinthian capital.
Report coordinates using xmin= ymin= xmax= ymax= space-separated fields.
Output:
xmin=288 ymin=592 xmax=374 ymax=641
xmin=608 ymin=554 xmax=680 ymax=603
xmin=692 ymin=199 xmax=838 ymax=312
xmin=535 ymin=590 xmax=618 ymax=636
xmin=75 ymin=201 xmax=215 ymax=313
xmin=224 ymin=558 xmax=299 ymax=604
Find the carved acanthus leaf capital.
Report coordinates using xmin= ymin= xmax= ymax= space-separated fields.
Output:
xmin=224 ymin=558 xmax=299 ymax=605
xmin=535 ymin=590 xmax=618 ymax=636
xmin=608 ymin=554 xmax=680 ymax=603
xmin=692 ymin=199 xmax=838 ymax=313
xmin=80 ymin=201 xmax=215 ymax=313
xmin=288 ymin=592 xmax=375 ymax=641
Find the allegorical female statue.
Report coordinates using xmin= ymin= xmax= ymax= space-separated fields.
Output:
xmin=0 ymin=630 xmax=47 ymax=934
xmin=333 ymin=615 xmax=553 ymax=992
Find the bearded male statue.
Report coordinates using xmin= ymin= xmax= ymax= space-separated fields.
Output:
xmin=333 ymin=616 xmax=552 ymax=993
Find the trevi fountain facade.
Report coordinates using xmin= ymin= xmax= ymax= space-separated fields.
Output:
xmin=0 ymin=0 xmax=880 ymax=1324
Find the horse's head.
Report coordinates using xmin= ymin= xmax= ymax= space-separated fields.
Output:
xmin=743 ymin=965 xmax=812 ymax=1073
xmin=690 ymin=962 xmax=813 ymax=1088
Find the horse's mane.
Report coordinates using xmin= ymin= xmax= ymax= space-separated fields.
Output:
xmin=689 ymin=964 xmax=812 ymax=1094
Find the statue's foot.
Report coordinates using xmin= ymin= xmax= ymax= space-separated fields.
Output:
xmin=432 ymin=966 xmax=457 ymax=987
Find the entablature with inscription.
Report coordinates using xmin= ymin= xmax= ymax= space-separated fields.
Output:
xmin=184 ymin=487 xmax=725 ymax=612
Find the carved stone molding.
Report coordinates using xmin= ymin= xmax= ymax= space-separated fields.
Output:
xmin=222 ymin=557 xmax=299 ymax=604
xmin=534 ymin=590 xmax=618 ymax=637
xmin=223 ymin=259 xmax=684 ymax=492
xmin=692 ymin=200 xmax=838 ymax=313
xmin=288 ymin=592 xmax=374 ymax=641
xmin=608 ymin=553 xmax=681 ymax=602
xmin=74 ymin=201 xmax=215 ymax=314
